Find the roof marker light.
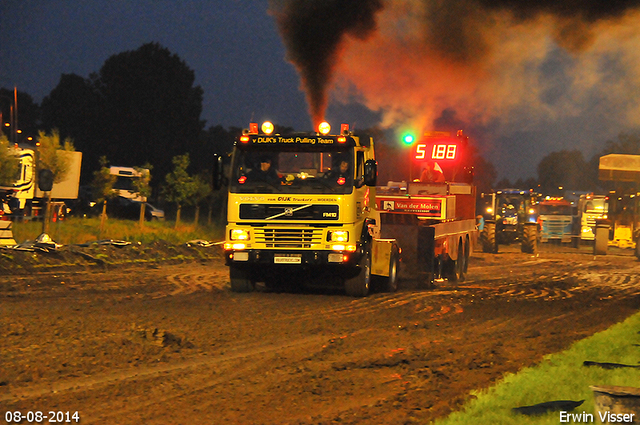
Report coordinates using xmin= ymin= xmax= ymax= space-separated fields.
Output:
xmin=318 ymin=121 xmax=331 ymax=135
xmin=261 ymin=121 xmax=274 ymax=135
xmin=240 ymin=135 xmax=250 ymax=143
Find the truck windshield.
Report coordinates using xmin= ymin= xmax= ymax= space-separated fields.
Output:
xmin=583 ymin=199 xmax=608 ymax=214
xmin=539 ymin=204 xmax=572 ymax=215
xmin=229 ymin=148 xmax=355 ymax=194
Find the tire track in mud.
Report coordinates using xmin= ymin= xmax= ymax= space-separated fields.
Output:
xmin=223 ymin=289 xmax=467 ymax=325
xmin=160 ymin=269 xmax=228 ymax=297
xmin=0 ymin=333 xmax=331 ymax=406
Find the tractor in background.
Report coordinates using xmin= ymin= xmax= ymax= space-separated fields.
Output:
xmin=479 ymin=188 xmax=541 ymax=254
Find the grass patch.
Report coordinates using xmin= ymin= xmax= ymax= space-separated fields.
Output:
xmin=434 ymin=312 xmax=640 ymax=425
xmin=11 ymin=217 xmax=225 ymax=245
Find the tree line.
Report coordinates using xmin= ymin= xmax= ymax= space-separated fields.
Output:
xmin=1 ymin=43 xmax=239 ymax=196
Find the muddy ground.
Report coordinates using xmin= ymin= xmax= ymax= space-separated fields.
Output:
xmin=1 ymin=243 xmax=640 ymax=424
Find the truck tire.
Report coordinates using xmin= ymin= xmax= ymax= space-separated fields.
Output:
xmin=455 ymin=240 xmax=466 ymax=281
xmin=594 ymin=224 xmax=609 ymax=255
xmin=447 ymin=241 xmax=465 ymax=282
xmin=385 ymin=246 xmax=400 ymax=293
xmin=345 ymin=246 xmax=371 ymax=297
xmin=463 ymin=235 xmax=470 ymax=274
xmin=521 ymin=224 xmax=538 ymax=254
xmin=482 ymin=222 xmax=498 ymax=253
xmin=230 ymin=266 xmax=255 ymax=293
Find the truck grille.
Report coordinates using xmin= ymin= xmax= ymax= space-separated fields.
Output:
xmin=542 ymin=217 xmax=572 ymax=237
xmin=254 ymin=228 xmax=323 ymax=248
xmin=240 ymin=204 xmax=339 ymax=221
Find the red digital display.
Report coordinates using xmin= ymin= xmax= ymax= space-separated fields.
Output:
xmin=414 ymin=143 xmax=457 ymax=160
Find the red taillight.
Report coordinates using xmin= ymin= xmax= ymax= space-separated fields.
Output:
xmin=337 ymin=177 xmax=346 ymax=185
xmin=238 ymin=176 xmax=247 ymax=184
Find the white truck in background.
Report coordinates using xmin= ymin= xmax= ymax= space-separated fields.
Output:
xmin=577 ymin=194 xmax=608 ymax=242
xmin=0 ymin=145 xmax=82 ymax=220
xmin=109 ymin=166 xmax=148 ymax=202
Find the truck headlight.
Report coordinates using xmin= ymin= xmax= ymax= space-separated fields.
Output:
xmin=331 ymin=244 xmax=357 ymax=252
xmin=328 ymin=231 xmax=349 ymax=242
xmin=230 ymin=229 xmax=250 ymax=241
xmin=224 ymin=242 xmax=246 ymax=250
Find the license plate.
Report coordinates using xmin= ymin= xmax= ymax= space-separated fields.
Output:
xmin=274 ymin=254 xmax=302 ymax=264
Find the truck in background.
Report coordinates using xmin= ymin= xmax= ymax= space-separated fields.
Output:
xmin=576 ymin=193 xmax=608 ymax=242
xmin=109 ymin=166 xmax=148 ymax=202
xmin=538 ymin=197 xmax=574 ymax=244
xmin=0 ymin=145 xmax=82 ymax=221
xmin=597 ymin=154 xmax=640 ymax=256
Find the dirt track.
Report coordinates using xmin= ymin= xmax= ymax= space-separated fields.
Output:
xmin=2 ymin=244 xmax=640 ymax=424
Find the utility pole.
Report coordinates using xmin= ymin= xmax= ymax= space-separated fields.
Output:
xmin=13 ymin=87 xmax=18 ymax=145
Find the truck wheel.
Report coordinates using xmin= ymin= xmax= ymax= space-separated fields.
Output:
xmin=521 ymin=224 xmax=538 ymax=254
xmin=345 ymin=247 xmax=371 ymax=297
xmin=447 ymin=242 xmax=465 ymax=282
xmin=482 ymin=222 xmax=498 ymax=253
xmin=463 ymin=236 xmax=470 ymax=273
xmin=385 ymin=247 xmax=400 ymax=293
xmin=454 ymin=241 xmax=466 ymax=281
xmin=594 ymin=225 xmax=609 ymax=255
xmin=230 ymin=266 xmax=255 ymax=293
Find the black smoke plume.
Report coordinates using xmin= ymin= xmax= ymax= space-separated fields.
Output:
xmin=270 ymin=0 xmax=383 ymax=128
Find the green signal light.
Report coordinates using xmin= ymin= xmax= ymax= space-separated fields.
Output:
xmin=403 ymin=134 xmax=415 ymax=144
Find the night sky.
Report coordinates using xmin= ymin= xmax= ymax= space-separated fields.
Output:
xmin=2 ymin=0 xmax=640 ymax=181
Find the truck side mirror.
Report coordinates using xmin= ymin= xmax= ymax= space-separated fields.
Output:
xmin=364 ymin=159 xmax=377 ymax=187
xmin=38 ymin=169 xmax=54 ymax=192
xmin=212 ymin=154 xmax=224 ymax=190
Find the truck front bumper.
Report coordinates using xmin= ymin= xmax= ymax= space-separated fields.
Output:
xmin=224 ymin=249 xmax=362 ymax=268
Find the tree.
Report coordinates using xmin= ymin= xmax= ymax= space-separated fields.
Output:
xmin=91 ymin=156 xmax=117 ymax=237
xmin=96 ymin=43 xmax=204 ymax=188
xmin=601 ymin=132 xmax=640 ymax=156
xmin=0 ymin=132 xmax=19 ymax=186
xmin=163 ymin=154 xmax=197 ymax=228
xmin=40 ymin=74 xmax=101 ymax=180
xmin=537 ymin=150 xmax=591 ymax=195
xmin=132 ymin=164 xmax=153 ymax=227
xmin=36 ymin=129 xmax=75 ymax=184
xmin=190 ymin=173 xmax=211 ymax=226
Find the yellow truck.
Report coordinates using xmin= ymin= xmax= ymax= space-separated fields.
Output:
xmin=217 ymin=123 xmax=477 ymax=295
xmin=598 ymin=154 xmax=640 ymax=256
xmin=219 ymin=122 xmax=397 ymax=296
